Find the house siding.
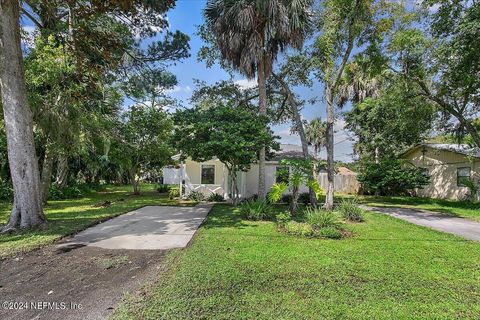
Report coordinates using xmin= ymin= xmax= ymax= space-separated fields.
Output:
xmin=173 ymin=157 xmax=360 ymax=199
xmin=182 ymin=159 xmax=227 ymax=196
xmin=402 ymin=147 xmax=480 ymax=201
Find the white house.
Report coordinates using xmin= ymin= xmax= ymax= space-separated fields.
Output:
xmin=163 ymin=144 xmax=359 ymax=200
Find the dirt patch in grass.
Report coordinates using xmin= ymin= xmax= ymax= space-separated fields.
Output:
xmin=0 ymin=245 xmax=167 ymax=320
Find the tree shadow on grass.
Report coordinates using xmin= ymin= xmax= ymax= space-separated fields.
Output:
xmin=202 ymin=204 xmax=255 ymax=230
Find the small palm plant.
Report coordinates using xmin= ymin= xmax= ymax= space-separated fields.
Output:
xmin=268 ymin=182 xmax=288 ymax=203
xmin=278 ymin=159 xmax=321 ymax=215
xmin=338 ymin=198 xmax=364 ymax=222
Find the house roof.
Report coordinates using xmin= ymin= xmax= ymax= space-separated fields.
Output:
xmin=172 ymin=144 xmax=315 ymax=162
xmin=403 ymin=143 xmax=480 ymax=159
xmin=271 ymin=144 xmax=315 ymax=161
xmin=337 ymin=166 xmax=356 ymax=175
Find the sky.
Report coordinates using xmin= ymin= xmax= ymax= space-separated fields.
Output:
xmin=165 ymin=0 xmax=356 ymax=162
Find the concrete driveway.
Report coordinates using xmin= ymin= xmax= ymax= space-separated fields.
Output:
xmin=365 ymin=206 xmax=480 ymax=242
xmin=58 ymin=203 xmax=213 ymax=250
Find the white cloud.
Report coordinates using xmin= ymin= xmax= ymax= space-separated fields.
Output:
xmin=277 ymin=127 xmax=301 ymax=145
xmin=166 ymin=85 xmax=192 ymax=93
xmin=234 ymin=79 xmax=258 ymax=90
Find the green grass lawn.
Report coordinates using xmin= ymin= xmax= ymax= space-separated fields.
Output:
xmin=113 ymin=204 xmax=480 ymax=320
xmin=0 ymin=184 xmax=195 ymax=257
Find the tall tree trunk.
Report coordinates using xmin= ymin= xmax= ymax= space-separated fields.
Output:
xmin=324 ymin=84 xmax=335 ymax=209
xmin=130 ymin=168 xmax=140 ymax=195
xmin=273 ymin=72 xmax=318 ymax=207
xmin=290 ymin=185 xmax=299 ymax=216
xmin=41 ymin=148 xmax=54 ymax=204
xmin=231 ymin=170 xmax=239 ymax=206
xmin=257 ymin=55 xmax=267 ymax=200
xmin=291 ymin=101 xmax=318 ymax=207
xmin=55 ymin=155 xmax=68 ymax=188
xmin=0 ymin=0 xmax=45 ymax=231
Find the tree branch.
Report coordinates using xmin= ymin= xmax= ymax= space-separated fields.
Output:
xmin=21 ymin=8 xmax=43 ymax=29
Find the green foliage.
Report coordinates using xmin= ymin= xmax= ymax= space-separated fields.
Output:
xmin=298 ymin=193 xmax=311 ymax=205
xmin=275 ymin=212 xmax=291 ymax=228
xmin=316 ymin=227 xmax=343 ymax=239
xmin=187 ymin=191 xmax=205 ymax=202
xmin=240 ymin=200 xmax=272 ymax=221
xmin=114 ymin=105 xmax=174 ymax=190
xmin=0 ymin=179 xmax=13 ymax=201
xmin=173 ymin=105 xmax=277 ymax=172
xmin=49 ymin=184 xmax=87 ymax=200
xmin=173 ymin=103 xmax=278 ymax=203
xmin=305 ymin=118 xmax=327 ymax=155
xmin=357 ymin=158 xmax=430 ymax=196
xmin=382 ymin=2 xmax=480 ymax=147
xmin=304 ymin=207 xmax=339 ymax=229
xmin=169 ymin=187 xmax=180 ymax=200
xmin=344 ymin=81 xmax=435 ymax=159
xmin=202 ymin=0 xmax=312 ymax=78
xmin=267 ymin=182 xmax=288 ymax=203
xmin=285 ymin=221 xmax=313 ymax=237
xmin=278 ymin=158 xmax=319 ymax=214
xmin=338 ymin=199 xmax=365 ymax=222
xmin=156 ymin=184 xmax=172 ymax=193
xmin=206 ymin=193 xmax=225 ymax=202
xmin=462 ymin=179 xmax=479 ymax=202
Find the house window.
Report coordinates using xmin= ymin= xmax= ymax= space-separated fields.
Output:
xmin=276 ymin=166 xmax=289 ymax=184
xmin=457 ymin=167 xmax=471 ymax=187
xmin=201 ymin=165 xmax=215 ymax=184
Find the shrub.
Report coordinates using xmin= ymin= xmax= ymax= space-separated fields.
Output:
xmin=275 ymin=212 xmax=291 ymax=227
xmin=187 ymin=191 xmax=205 ymax=201
xmin=267 ymin=182 xmax=288 ymax=203
xmin=240 ymin=200 xmax=272 ymax=220
xmin=49 ymin=184 xmax=84 ymax=200
xmin=298 ymin=192 xmax=310 ymax=205
xmin=156 ymin=184 xmax=172 ymax=193
xmin=281 ymin=194 xmax=292 ymax=204
xmin=338 ymin=198 xmax=364 ymax=222
xmin=316 ymin=227 xmax=342 ymax=239
xmin=462 ymin=179 xmax=479 ymax=202
xmin=169 ymin=187 xmax=180 ymax=199
xmin=206 ymin=193 xmax=224 ymax=202
xmin=357 ymin=157 xmax=430 ymax=196
xmin=0 ymin=179 xmax=13 ymax=201
xmin=285 ymin=221 xmax=313 ymax=237
xmin=304 ymin=207 xmax=339 ymax=228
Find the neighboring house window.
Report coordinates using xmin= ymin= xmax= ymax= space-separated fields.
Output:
xmin=201 ymin=165 xmax=215 ymax=184
xmin=457 ymin=167 xmax=471 ymax=187
xmin=276 ymin=166 xmax=289 ymax=184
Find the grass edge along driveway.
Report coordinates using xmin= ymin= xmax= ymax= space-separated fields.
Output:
xmin=351 ymin=195 xmax=480 ymax=222
xmin=112 ymin=204 xmax=480 ymax=320
xmin=0 ymin=185 xmax=196 ymax=258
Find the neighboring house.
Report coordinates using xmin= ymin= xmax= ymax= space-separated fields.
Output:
xmin=337 ymin=166 xmax=355 ymax=175
xmin=401 ymin=143 xmax=480 ymax=201
xmin=163 ymin=144 xmax=359 ymax=200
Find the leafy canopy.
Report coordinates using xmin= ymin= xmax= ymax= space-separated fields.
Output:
xmin=173 ymin=104 xmax=278 ymax=172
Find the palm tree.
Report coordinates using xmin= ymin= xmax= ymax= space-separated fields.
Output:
xmin=204 ymin=0 xmax=312 ymax=200
xmin=305 ymin=118 xmax=327 ymax=157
